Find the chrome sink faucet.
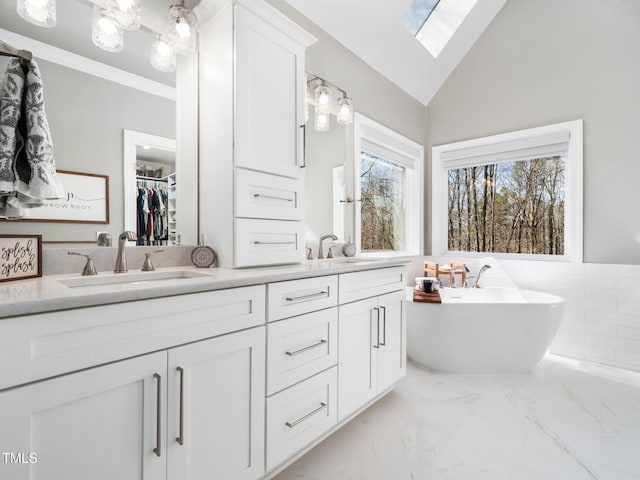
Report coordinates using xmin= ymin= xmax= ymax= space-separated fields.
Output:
xmin=317 ymin=234 xmax=338 ymax=259
xmin=114 ymin=231 xmax=137 ymax=273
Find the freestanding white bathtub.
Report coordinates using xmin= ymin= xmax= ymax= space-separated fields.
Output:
xmin=406 ymin=287 xmax=564 ymax=374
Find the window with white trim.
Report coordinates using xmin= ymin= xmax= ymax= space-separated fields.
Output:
xmin=431 ymin=120 xmax=583 ymax=262
xmin=352 ymin=114 xmax=424 ymax=256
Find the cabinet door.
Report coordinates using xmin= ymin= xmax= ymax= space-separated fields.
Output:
xmin=377 ymin=290 xmax=407 ymax=392
xmin=167 ymin=327 xmax=265 ymax=480
xmin=235 ymin=4 xmax=304 ymax=178
xmin=337 ymin=297 xmax=379 ymax=421
xmin=0 ymin=352 xmax=167 ymax=480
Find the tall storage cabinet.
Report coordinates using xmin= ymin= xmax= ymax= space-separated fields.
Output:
xmin=199 ymin=0 xmax=316 ymax=268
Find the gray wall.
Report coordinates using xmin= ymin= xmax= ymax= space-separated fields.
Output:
xmin=425 ymin=0 xmax=640 ymax=264
xmin=0 ymin=59 xmax=175 ymax=242
xmin=267 ymin=0 xmax=426 ymax=146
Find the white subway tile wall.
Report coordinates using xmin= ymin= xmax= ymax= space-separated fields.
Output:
xmin=408 ymin=258 xmax=640 ymax=372
xmin=500 ymin=260 xmax=640 ymax=372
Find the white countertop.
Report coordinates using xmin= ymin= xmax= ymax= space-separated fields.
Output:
xmin=0 ymin=258 xmax=412 ymax=319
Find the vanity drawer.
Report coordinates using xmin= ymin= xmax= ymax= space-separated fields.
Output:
xmin=235 ymin=168 xmax=304 ymax=221
xmin=267 ymin=308 xmax=338 ymax=395
xmin=266 ymin=367 xmax=337 ymax=471
xmin=235 ymin=218 xmax=305 ymax=267
xmin=0 ymin=285 xmax=265 ymax=391
xmin=339 ymin=266 xmax=407 ymax=304
xmin=268 ymin=275 xmax=338 ymax=321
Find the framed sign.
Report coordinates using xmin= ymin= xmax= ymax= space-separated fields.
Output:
xmin=15 ymin=170 xmax=109 ymax=224
xmin=0 ymin=235 xmax=42 ymax=283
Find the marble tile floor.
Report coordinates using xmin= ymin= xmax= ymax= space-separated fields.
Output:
xmin=273 ymin=355 xmax=640 ymax=480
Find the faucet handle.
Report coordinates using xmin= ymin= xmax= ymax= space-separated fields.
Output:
xmin=67 ymin=251 xmax=98 ymax=276
xmin=306 ymin=247 xmax=314 ymax=260
xmin=141 ymin=249 xmax=164 ymax=272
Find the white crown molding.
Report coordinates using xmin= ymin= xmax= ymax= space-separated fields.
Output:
xmin=0 ymin=28 xmax=176 ymax=101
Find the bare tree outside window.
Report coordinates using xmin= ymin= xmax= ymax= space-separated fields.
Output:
xmin=361 ymin=152 xmax=406 ymax=251
xmin=447 ymin=156 xmax=565 ymax=255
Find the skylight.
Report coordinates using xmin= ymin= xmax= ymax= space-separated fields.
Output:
xmin=404 ymin=0 xmax=478 ymax=58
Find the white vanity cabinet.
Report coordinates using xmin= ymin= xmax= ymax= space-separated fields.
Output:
xmin=0 ymin=328 xmax=265 ymax=480
xmin=0 ymin=285 xmax=267 ymax=480
xmin=166 ymin=327 xmax=265 ymax=480
xmin=198 ymin=0 xmax=316 ymax=268
xmin=337 ymin=268 xmax=407 ymax=421
xmin=265 ymin=275 xmax=339 ymax=471
xmin=0 ymin=352 xmax=168 ymax=480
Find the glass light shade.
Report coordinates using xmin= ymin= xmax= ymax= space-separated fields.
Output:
xmin=314 ymin=111 xmax=330 ymax=132
xmin=314 ymin=83 xmax=331 ymax=115
xmin=107 ymin=0 xmax=141 ymax=31
xmin=92 ymin=5 xmax=123 ymax=53
xmin=17 ymin=0 xmax=56 ymax=28
xmin=168 ymin=3 xmax=197 ymax=54
xmin=337 ymin=96 xmax=354 ymax=124
xmin=151 ymin=34 xmax=176 ymax=72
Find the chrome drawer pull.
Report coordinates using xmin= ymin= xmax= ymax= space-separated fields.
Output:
xmin=380 ymin=306 xmax=387 ymax=347
xmin=153 ymin=373 xmax=162 ymax=457
xmin=373 ymin=307 xmax=380 ymax=349
xmin=285 ymin=339 xmax=327 ymax=356
xmin=253 ymin=241 xmax=296 ymax=245
xmin=285 ymin=402 xmax=327 ymax=428
xmin=285 ymin=291 xmax=328 ymax=302
xmin=253 ymin=193 xmax=294 ymax=202
xmin=176 ymin=367 xmax=185 ymax=446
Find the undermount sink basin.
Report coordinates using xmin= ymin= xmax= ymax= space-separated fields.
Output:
xmin=58 ymin=270 xmax=209 ymax=288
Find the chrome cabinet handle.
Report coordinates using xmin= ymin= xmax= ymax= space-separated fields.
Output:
xmin=300 ymin=124 xmax=306 ymax=168
xmin=380 ymin=306 xmax=386 ymax=346
xmin=176 ymin=367 xmax=184 ymax=446
xmin=253 ymin=193 xmax=294 ymax=202
xmin=153 ymin=373 xmax=162 ymax=457
xmin=253 ymin=241 xmax=296 ymax=245
xmin=285 ymin=402 xmax=327 ymax=428
xmin=373 ymin=307 xmax=380 ymax=349
xmin=285 ymin=291 xmax=328 ymax=302
xmin=285 ymin=339 xmax=327 ymax=356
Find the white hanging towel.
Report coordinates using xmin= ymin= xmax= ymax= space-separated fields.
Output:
xmin=0 ymin=58 xmax=64 ymax=218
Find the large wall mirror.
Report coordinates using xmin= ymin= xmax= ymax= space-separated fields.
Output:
xmin=304 ymin=104 xmax=347 ymax=243
xmin=0 ymin=0 xmax=198 ymax=246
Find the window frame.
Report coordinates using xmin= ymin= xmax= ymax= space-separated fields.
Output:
xmin=431 ymin=120 xmax=583 ymax=262
xmin=350 ymin=113 xmax=424 ymax=257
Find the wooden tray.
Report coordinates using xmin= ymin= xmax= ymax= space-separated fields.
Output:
xmin=412 ymin=288 xmax=442 ymax=304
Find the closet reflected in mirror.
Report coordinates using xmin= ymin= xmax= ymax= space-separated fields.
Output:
xmin=0 ymin=0 xmax=197 ymax=245
xmin=125 ymin=131 xmax=177 ymax=246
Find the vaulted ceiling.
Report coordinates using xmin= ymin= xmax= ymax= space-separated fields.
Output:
xmin=282 ymin=0 xmax=507 ymax=105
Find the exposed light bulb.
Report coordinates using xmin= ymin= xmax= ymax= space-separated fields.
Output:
xmin=314 ymin=83 xmax=332 ymax=114
xmin=115 ymin=0 xmax=134 ymax=9
xmin=92 ymin=5 xmax=123 ymax=53
xmin=175 ymin=18 xmax=191 ymax=39
xmin=315 ymin=111 xmax=330 ymax=132
xmin=168 ymin=2 xmax=197 ymax=54
xmin=337 ymin=96 xmax=354 ymax=125
xmin=107 ymin=0 xmax=141 ymax=31
xmin=98 ymin=16 xmax=118 ymax=36
xmin=17 ymin=0 xmax=56 ymax=27
xmin=151 ymin=34 xmax=176 ymax=72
